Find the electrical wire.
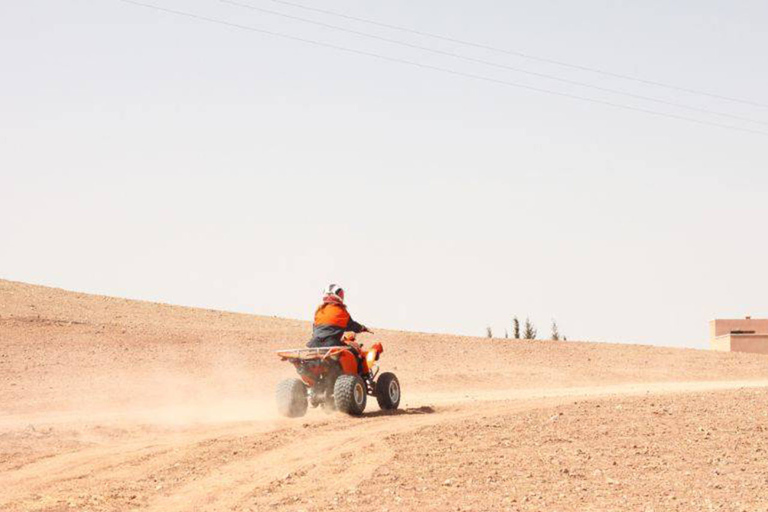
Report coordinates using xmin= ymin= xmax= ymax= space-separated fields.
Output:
xmin=117 ymin=0 xmax=768 ymax=136
xmin=219 ymin=0 xmax=768 ymax=127
xmin=261 ymin=0 xmax=768 ymax=109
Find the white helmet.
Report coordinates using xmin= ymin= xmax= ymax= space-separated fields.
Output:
xmin=324 ymin=283 xmax=345 ymax=303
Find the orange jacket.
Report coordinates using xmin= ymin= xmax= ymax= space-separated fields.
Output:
xmin=307 ymin=302 xmax=365 ymax=347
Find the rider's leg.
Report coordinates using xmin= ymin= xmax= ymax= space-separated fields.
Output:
xmin=325 ymin=362 xmax=341 ymax=396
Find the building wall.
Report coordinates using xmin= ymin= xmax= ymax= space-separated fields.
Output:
xmin=709 ymin=318 xmax=768 ymax=339
xmin=728 ymin=334 xmax=768 ymax=355
xmin=710 ymin=335 xmax=732 ymax=352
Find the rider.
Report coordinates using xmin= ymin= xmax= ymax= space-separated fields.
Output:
xmin=307 ymin=284 xmax=370 ymax=349
xmin=305 ymin=284 xmax=369 ymax=405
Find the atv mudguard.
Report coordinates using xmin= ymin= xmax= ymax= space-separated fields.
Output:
xmin=337 ymin=349 xmax=358 ymax=375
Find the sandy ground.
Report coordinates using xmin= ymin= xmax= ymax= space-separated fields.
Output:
xmin=1 ymin=279 xmax=768 ymax=511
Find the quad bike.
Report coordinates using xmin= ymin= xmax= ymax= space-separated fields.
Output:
xmin=275 ymin=334 xmax=400 ymax=417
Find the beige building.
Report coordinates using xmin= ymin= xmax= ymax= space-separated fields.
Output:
xmin=710 ymin=317 xmax=768 ymax=355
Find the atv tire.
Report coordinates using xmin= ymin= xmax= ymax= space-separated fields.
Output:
xmin=333 ymin=374 xmax=367 ymax=416
xmin=375 ymin=372 xmax=401 ymax=410
xmin=276 ymin=378 xmax=308 ymax=418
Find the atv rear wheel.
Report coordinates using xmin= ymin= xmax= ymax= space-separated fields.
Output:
xmin=375 ymin=372 xmax=401 ymax=410
xmin=333 ymin=374 xmax=367 ymax=416
xmin=276 ymin=378 xmax=308 ymax=418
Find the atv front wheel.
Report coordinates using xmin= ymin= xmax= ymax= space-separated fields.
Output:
xmin=276 ymin=378 xmax=308 ymax=418
xmin=375 ymin=372 xmax=401 ymax=410
xmin=333 ymin=374 xmax=367 ymax=416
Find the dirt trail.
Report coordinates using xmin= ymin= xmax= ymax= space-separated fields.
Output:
xmin=2 ymin=279 xmax=768 ymax=511
xmin=409 ymin=378 xmax=768 ymax=405
xmin=4 ymin=379 xmax=768 ymax=511
xmin=0 ymin=380 xmax=768 ymax=512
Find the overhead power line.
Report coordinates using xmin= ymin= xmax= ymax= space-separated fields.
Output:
xmin=219 ymin=0 xmax=768 ymax=127
xmin=117 ymin=0 xmax=768 ymax=136
xmin=261 ymin=0 xmax=768 ymax=109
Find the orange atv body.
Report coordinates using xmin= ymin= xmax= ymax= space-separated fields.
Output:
xmin=275 ymin=336 xmax=399 ymax=417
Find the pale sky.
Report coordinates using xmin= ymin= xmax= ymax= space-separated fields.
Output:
xmin=2 ymin=0 xmax=767 ymax=348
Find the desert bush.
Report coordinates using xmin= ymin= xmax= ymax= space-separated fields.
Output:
xmin=486 ymin=326 xmax=493 ymax=338
xmin=513 ymin=317 xmax=520 ymax=339
xmin=551 ymin=320 xmax=560 ymax=341
xmin=523 ymin=318 xmax=537 ymax=340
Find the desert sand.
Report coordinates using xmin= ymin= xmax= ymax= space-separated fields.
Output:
xmin=1 ymin=279 xmax=768 ymax=511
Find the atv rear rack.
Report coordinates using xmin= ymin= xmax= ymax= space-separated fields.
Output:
xmin=276 ymin=347 xmax=353 ymax=361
